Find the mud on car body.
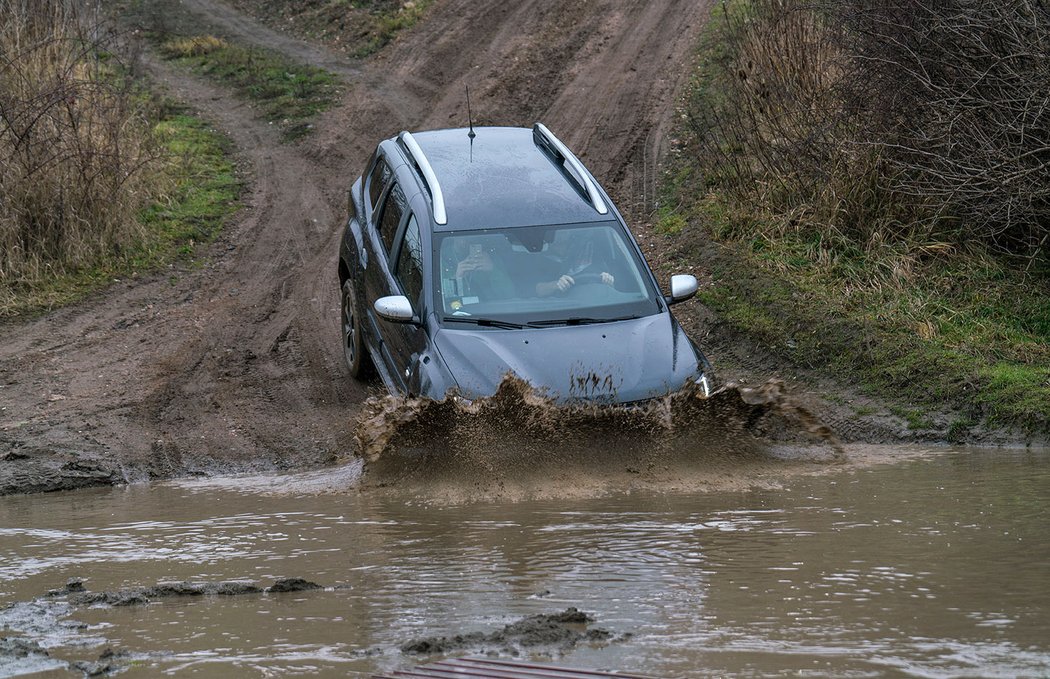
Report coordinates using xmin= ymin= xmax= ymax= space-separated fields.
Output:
xmin=338 ymin=124 xmax=711 ymax=404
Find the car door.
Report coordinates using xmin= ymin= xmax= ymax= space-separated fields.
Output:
xmin=384 ymin=213 xmax=428 ymax=392
xmin=364 ymin=179 xmax=426 ymax=392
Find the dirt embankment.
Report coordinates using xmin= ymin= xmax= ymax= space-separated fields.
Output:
xmin=0 ymin=0 xmax=719 ymax=494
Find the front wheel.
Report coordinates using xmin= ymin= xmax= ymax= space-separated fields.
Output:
xmin=341 ymin=279 xmax=372 ymax=379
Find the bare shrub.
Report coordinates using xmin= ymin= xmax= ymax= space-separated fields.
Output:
xmin=692 ymin=0 xmax=1050 ymax=262
xmin=0 ymin=0 xmax=161 ymax=286
xmin=692 ymin=0 xmax=914 ymax=248
xmin=834 ymin=0 xmax=1050 ymax=256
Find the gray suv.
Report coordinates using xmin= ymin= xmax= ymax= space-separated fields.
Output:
xmin=338 ymin=123 xmax=711 ymax=403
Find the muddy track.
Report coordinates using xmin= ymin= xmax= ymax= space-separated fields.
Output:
xmin=0 ymin=0 xmax=719 ymax=494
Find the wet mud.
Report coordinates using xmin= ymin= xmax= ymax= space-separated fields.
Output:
xmin=401 ymin=608 xmax=621 ymax=656
xmin=0 ymin=576 xmax=330 ymax=675
xmin=3 ymin=579 xmax=624 ymax=673
xmin=355 ymin=375 xmax=844 ymax=499
xmin=46 ymin=576 xmax=325 ymax=608
xmin=0 ymin=440 xmax=123 ymax=497
xmin=0 ymin=636 xmax=54 ymax=674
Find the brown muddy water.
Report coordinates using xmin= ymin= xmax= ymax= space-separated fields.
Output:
xmin=1 ymin=446 xmax=1049 ymax=677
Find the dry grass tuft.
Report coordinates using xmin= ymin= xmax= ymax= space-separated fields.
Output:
xmin=160 ymin=35 xmax=229 ymax=58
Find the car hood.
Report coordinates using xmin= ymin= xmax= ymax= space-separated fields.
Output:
xmin=432 ymin=314 xmax=701 ymax=403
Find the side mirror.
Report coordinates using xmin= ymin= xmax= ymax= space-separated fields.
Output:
xmin=374 ymin=295 xmax=416 ymax=323
xmin=667 ymin=274 xmax=698 ymax=305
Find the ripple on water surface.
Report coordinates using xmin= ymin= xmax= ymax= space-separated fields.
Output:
xmin=0 ymin=447 xmax=1048 ymax=677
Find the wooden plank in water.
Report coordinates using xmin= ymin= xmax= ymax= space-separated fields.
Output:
xmin=372 ymin=657 xmax=656 ymax=679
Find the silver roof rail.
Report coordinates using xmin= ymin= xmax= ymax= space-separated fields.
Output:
xmin=532 ymin=123 xmax=609 ymax=215
xmin=398 ymin=131 xmax=447 ymax=225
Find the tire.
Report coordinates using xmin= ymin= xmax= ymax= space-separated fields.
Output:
xmin=341 ymin=278 xmax=372 ymax=379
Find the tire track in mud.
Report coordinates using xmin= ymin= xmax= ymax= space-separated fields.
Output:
xmin=0 ymin=0 xmax=724 ymax=493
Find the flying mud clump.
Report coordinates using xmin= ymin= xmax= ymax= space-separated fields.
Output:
xmin=354 ymin=375 xmax=844 ymax=490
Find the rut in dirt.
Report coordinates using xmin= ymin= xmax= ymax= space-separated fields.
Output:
xmin=0 ymin=0 xmax=725 ymax=493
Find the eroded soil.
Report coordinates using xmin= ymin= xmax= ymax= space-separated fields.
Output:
xmin=0 ymin=0 xmax=1003 ymax=497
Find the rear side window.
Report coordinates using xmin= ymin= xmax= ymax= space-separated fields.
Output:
xmin=396 ymin=215 xmax=424 ymax=308
xmin=366 ymin=157 xmax=390 ymax=213
xmin=377 ymin=182 xmax=406 ymax=255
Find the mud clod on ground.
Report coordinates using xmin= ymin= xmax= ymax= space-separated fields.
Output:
xmin=0 ymin=636 xmax=58 ymax=676
xmin=54 ymin=578 xmax=327 ymax=608
xmin=2 ymin=578 xmax=329 ymax=675
xmin=72 ymin=647 xmax=132 ymax=677
xmin=268 ymin=577 xmax=323 ymax=593
xmin=68 ymin=581 xmax=262 ymax=607
xmin=0 ymin=636 xmax=49 ymax=659
xmin=401 ymin=607 xmax=618 ymax=655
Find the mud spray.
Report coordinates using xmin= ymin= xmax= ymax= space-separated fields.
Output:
xmin=354 ymin=377 xmax=844 ymax=502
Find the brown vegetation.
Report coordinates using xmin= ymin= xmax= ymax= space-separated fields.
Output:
xmin=0 ymin=0 xmax=161 ymax=289
xmin=676 ymin=0 xmax=1049 ymax=432
xmin=692 ymin=0 xmax=1050 ymax=261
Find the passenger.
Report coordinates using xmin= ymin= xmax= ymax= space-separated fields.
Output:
xmin=455 ymin=242 xmax=515 ymax=301
xmin=535 ymin=235 xmax=615 ymax=297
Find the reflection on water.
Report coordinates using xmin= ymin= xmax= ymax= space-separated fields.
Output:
xmin=1 ymin=447 xmax=1049 ymax=677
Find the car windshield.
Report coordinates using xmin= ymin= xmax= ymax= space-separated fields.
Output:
xmin=434 ymin=222 xmax=661 ymax=325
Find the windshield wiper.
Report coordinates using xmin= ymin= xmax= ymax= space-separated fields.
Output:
xmin=443 ymin=316 xmax=524 ymax=329
xmin=526 ymin=315 xmax=640 ymax=327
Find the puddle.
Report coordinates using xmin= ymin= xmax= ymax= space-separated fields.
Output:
xmin=1 ymin=447 xmax=1049 ymax=676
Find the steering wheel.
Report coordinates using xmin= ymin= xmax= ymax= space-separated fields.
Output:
xmin=572 ymin=272 xmax=604 ymax=285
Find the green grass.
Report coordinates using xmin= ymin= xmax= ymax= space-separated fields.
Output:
xmin=1 ymin=108 xmax=241 ymax=316
xmin=159 ymin=36 xmax=339 ymax=141
xmin=136 ymin=111 xmax=241 ymax=259
xmin=663 ymin=1 xmax=1050 ymax=435
xmin=688 ymin=230 xmax=1050 ymax=432
xmin=888 ymin=405 xmax=935 ymax=431
xmin=352 ymin=0 xmax=433 ymax=57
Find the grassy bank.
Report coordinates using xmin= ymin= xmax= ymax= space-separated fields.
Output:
xmin=2 ymin=105 xmax=241 ymax=317
xmin=0 ymin=1 xmax=241 ymax=317
xmin=665 ymin=1 xmax=1049 ymax=436
xmin=158 ymin=35 xmax=339 ymax=141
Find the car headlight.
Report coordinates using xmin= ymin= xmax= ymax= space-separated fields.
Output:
xmin=695 ymin=374 xmax=711 ymax=398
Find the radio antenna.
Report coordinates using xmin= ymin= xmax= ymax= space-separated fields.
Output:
xmin=466 ymin=85 xmax=476 ymax=140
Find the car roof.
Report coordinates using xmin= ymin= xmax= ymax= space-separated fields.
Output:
xmin=399 ymin=126 xmax=613 ymax=231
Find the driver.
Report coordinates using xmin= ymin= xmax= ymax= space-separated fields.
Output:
xmin=455 ymin=241 xmax=515 ymax=301
xmin=535 ymin=236 xmax=614 ymax=297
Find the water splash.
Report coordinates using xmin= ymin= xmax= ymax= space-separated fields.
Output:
xmin=353 ymin=376 xmax=843 ymax=496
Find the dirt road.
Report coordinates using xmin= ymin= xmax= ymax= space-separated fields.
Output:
xmin=0 ymin=0 xmax=715 ymax=493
